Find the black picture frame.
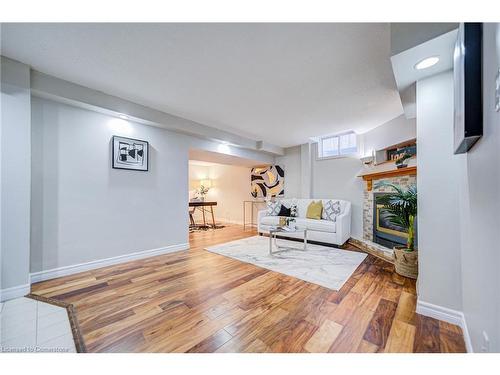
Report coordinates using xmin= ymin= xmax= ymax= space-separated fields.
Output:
xmin=112 ymin=135 xmax=149 ymax=171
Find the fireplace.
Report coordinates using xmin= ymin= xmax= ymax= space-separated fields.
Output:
xmin=373 ymin=192 xmax=408 ymax=248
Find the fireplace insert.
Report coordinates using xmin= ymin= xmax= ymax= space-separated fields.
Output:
xmin=373 ymin=192 xmax=412 ymax=249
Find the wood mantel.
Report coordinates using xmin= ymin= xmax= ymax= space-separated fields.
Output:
xmin=359 ymin=166 xmax=417 ymax=191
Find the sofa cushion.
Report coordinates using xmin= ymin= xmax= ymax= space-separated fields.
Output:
xmin=266 ymin=200 xmax=281 ymax=216
xmin=322 ymin=199 xmax=342 ymax=222
xmin=296 ymin=218 xmax=336 ymax=233
xmin=278 ymin=205 xmax=291 ymax=217
xmin=260 ymin=216 xmax=336 ymax=233
xmin=261 ymin=216 xmax=281 ymax=226
xmin=306 ymin=200 xmax=323 ymax=220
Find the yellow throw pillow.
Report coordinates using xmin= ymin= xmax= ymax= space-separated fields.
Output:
xmin=306 ymin=200 xmax=323 ymax=220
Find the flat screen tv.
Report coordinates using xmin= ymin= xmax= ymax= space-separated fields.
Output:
xmin=453 ymin=23 xmax=483 ymax=154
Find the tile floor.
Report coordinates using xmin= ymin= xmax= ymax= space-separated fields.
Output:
xmin=0 ymin=297 xmax=76 ymax=353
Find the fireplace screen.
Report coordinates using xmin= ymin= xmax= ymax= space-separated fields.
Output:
xmin=373 ymin=193 xmax=409 ymax=248
xmin=376 ymin=204 xmax=408 ymax=239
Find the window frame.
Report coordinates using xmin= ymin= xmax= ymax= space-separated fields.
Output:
xmin=316 ymin=131 xmax=358 ymax=160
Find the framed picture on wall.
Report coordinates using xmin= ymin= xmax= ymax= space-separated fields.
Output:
xmin=112 ymin=136 xmax=149 ymax=171
xmin=251 ymin=165 xmax=285 ymax=198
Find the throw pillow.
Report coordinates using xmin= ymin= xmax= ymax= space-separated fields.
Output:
xmin=278 ymin=205 xmax=291 ymax=217
xmin=266 ymin=200 xmax=281 ymax=216
xmin=322 ymin=200 xmax=342 ymax=222
xmin=306 ymin=200 xmax=323 ymax=220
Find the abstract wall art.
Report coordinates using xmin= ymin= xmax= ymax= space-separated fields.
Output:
xmin=251 ymin=165 xmax=285 ymax=198
xmin=112 ymin=136 xmax=149 ymax=171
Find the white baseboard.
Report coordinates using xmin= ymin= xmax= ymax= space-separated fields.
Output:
xmin=416 ymin=299 xmax=473 ymax=353
xmin=0 ymin=283 xmax=31 ymax=302
xmin=30 ymin=242 xmax=189 ymax=284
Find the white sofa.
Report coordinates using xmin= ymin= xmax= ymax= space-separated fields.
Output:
xmin=257 ymin=198 xmax=351 ymax=246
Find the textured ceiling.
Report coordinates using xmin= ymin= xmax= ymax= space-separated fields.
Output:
xmin=1 ymin=23 xmax=403 ymax=147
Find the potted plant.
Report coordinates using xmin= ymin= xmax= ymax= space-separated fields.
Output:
xmin=376 ymin=183 xmax=418 ymax=279
xmin=395 ymin=153 xmax=412 ymax=169
xmin=198 ymin=180 xmax=211 ymax=201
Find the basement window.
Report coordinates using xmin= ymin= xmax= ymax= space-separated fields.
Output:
xmin=317 ymin=131 xmax=358 ymax=159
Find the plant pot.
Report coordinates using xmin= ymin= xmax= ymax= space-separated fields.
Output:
xmin=396 ymin=163 xmax=408 ymax=169
xmin=393 ymin=246 xmax=418 ymax=279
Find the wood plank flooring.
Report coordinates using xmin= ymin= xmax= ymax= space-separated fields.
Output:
xmin=30 ymin=224 xmax=466 ymax=353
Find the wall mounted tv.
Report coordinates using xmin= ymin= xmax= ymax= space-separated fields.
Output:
xmin=453 ymin=23 xmax=483 ymax=154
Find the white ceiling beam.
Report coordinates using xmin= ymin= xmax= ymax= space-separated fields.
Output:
xmin=30 ymin=70 xmax=285 ymax=156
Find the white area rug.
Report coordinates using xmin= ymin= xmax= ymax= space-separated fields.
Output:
xmin=205 ymin=235 xmax=367 ymax=290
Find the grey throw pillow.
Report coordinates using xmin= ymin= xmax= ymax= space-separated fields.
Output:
xmin=266 ymin=200 xmax=281 ymax=216
xmin=322 ymin=200 xmax=342 ymax=221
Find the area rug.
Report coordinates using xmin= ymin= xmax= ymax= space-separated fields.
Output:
xmin=205 ymin=235 xmax=367 ymax=290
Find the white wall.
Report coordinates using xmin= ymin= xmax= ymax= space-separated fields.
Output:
xmin=275 ymin=145 xmax=301 ymax=199
xmin=455 ymin=23 xmax=500 ymax=353
xmin=30 ymin=96 xmax=274 ymax=275
xmin=311 ymin=147 xmax=365 ymax=239
xmin=417 ymin=25 xmax=500 ymax=352
xmin=189 ymin=162 xmax=253 ymax=224
xmin=361 ymin=114 xmax=416 ymax=157
xmin=416 ymin=71 xmax=464 ymax=312
xmin=1 ymin=57 xmax=31 ymax=299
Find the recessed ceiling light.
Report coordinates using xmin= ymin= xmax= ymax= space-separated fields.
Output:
xmin=414 ymin=56 xmax=440 ymax=70
xmin=119 ymin=114 xmax=129 ymax=120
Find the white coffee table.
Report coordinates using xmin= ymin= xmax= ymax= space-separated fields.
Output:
xmin=268 ymin=226 xmax=308 ymax=255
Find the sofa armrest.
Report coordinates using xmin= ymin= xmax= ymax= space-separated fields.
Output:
xmin=335 ymin=210 xmax=351 ymax=245
xmin=257 ymin=209 xmax=268 ymax=233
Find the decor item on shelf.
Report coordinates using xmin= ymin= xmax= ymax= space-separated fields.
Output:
xmin=375 ymin=183 xmax=418 ymax=279
xmin=360 ymin=150 xmax=375 ymax=165
xmin=251 ymin=187 xmax=258 ymax=198
xmin=386 ymin=142 xmax=417 ymax=164
xmin=290 ymin=203 xmax=298 ymax=217
xmin=395 ymin=153 xmax=412 ymax=169
xmin=251 ymin=165 xmax=285 ymax=198
xmin=198 ymin=179 xmax=211 ymax=201
xmin=112 ymin=136 xmax=149 ymax=171
xmin=360 ymin=155 xmax=374 ymax=165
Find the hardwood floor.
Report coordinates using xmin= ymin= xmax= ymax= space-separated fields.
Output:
xmin=30 ymin=224 xmax=466 ymax=353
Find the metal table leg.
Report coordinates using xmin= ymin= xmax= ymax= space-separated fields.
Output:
xmin=210 ymin=206 xmax=216 ymax=228
xmin=243 ymin=201 xmax=246 ymax=230
xmin=269 ymin=231 xmax=274 ymax=255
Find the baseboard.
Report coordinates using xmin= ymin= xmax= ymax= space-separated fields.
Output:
xmin=0 ymin=283 xmax=31 ymax=302
xmin=416 ymin=299 xmax=473 ymax=353
xmin=30 ymin=242 xmax=190 ymax=283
